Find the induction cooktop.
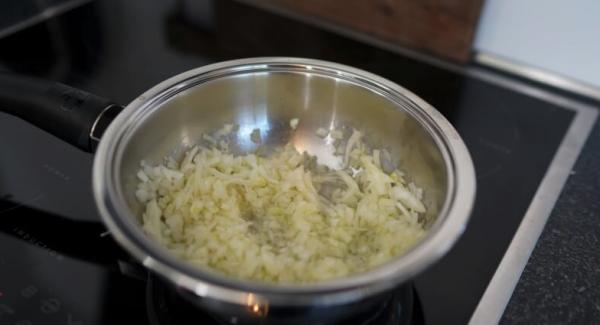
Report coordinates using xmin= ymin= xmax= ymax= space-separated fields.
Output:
xmin=0 ymin=1 xmax=597 ymax=324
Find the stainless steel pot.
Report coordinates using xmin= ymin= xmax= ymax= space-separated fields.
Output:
xmin=0 ymin=57 xmax=475 ymax=324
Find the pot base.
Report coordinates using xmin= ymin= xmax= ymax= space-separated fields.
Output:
xmin=146 ymin=275 xmax=424 ymax=325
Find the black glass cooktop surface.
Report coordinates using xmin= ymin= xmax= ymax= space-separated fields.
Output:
xmin=0 ymin=1 xmax=576 ymax=324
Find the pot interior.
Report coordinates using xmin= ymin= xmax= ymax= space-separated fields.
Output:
xmin=117 ymin=70 xmax=447 ymax=233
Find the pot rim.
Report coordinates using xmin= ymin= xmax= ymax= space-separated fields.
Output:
xmin=93 ymin=57 xmax=476 ymax=306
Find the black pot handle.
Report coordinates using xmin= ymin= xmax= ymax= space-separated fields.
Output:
xmin=0 ymin=73 xmax=122 ymax=152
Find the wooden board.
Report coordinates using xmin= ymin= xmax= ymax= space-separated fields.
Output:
xmin=256 ymin=0 xmax=484 ymax=62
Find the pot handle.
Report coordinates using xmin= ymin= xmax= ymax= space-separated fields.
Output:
xmin=0 ymin=73 xmax=122 ymax=152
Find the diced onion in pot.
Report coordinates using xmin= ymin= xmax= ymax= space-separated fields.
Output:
xmin=136 ymin=123 xmax=427 ymax=283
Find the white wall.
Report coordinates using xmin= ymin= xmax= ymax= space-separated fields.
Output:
xmin=474 ymin=0 xmax=600 ymax=88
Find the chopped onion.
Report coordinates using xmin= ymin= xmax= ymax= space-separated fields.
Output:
xmin=250 ymin=128 xmax=261 ymax=144
xmin=290 ymin=118 xmax=299 ymax=130
xmin=315 ymin=127 xmax=328 ymax=138
xmin=136 ymin=124 xmax=426 ymax=283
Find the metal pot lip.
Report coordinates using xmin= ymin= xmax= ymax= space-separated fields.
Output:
xmin=93 ymin=57 xmax=476 ymax=305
